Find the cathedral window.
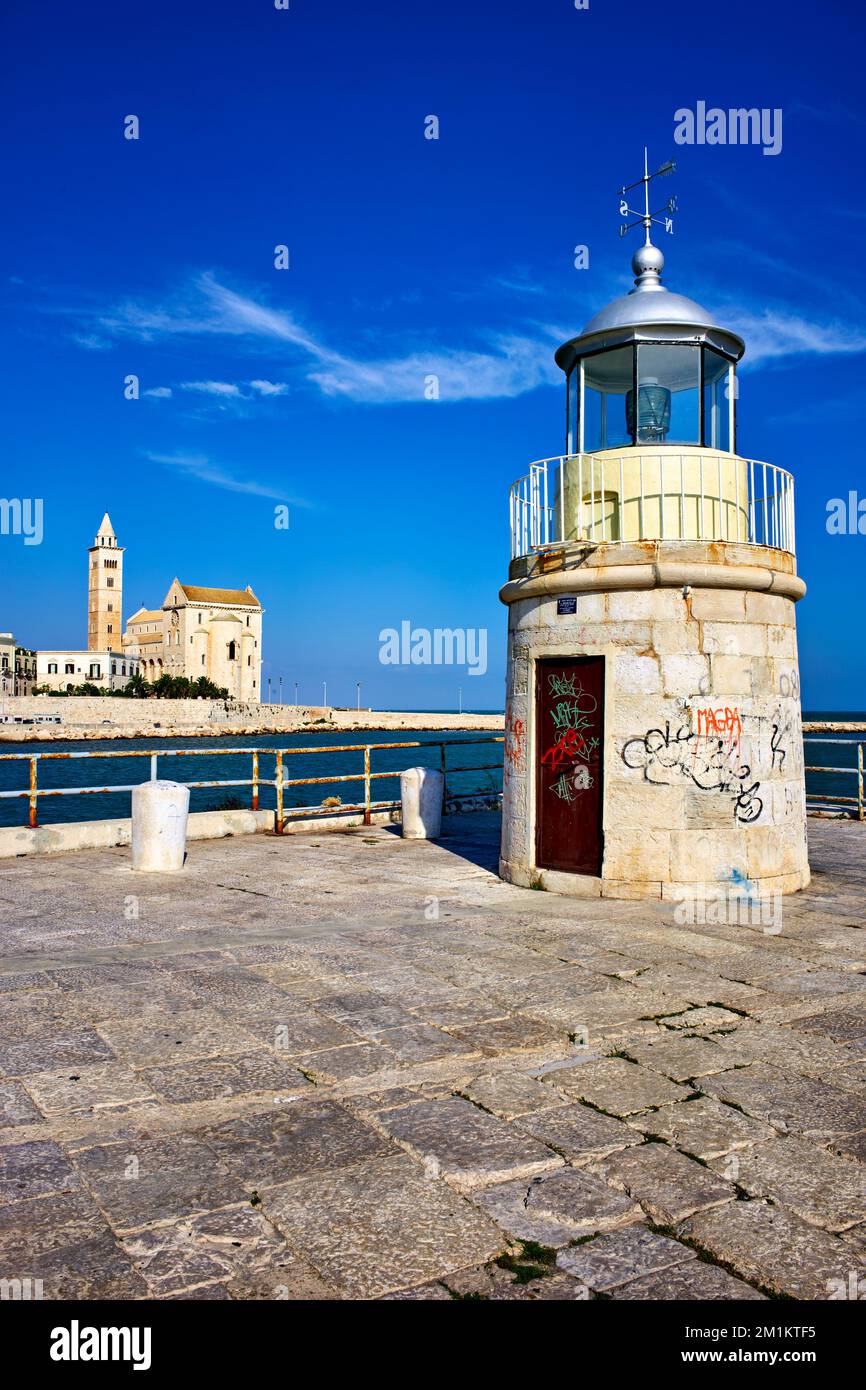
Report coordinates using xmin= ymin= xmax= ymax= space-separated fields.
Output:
xmin=228 ymin=641 xmax=237 ymax=661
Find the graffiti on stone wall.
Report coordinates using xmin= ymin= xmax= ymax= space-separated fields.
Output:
xmin=695 ymin=706 xmax=742 ymax=747
xmin=504 ymin=711 xmax=525 ymax=774
xmin=541 ymin=672 xmax=599 ymax=799
xmin=622 ymin=720 xmax=763 ymax=824
xmin=551 ymin=763 xmax=594 ymax=802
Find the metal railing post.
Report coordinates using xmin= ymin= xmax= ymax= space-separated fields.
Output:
xmin=275 ymin=750 xmax=284 ymax=833
xmin=28 ymin=756 xmax=38 ymax=829
xmin=363 ymin=746 xmax=371 ymax=825
xmin=251 ymin=751 xmax=259 ymax=812
xmin=150 ymin=753 xmax=157 ymax=781
xmin=859 ymin=743 xmax=864 ymax=823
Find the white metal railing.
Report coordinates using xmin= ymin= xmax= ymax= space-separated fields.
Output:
xmin=509 ymin=453 xmax=796 ymax=560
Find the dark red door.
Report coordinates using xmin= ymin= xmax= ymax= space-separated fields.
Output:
xmin=535 ymin=656 xmax=604 ymax=874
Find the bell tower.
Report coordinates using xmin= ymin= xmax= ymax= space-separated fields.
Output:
xmin=87 ymin=512 xmax=124 ymax=652
xmin=500 ymin=153 xmax=809 ymax=900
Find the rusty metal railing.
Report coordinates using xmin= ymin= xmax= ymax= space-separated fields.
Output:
xmin=803 ymin=724 xmax=865 ymax=821
xmin=0 ymin=738 xmax=505 ymax=832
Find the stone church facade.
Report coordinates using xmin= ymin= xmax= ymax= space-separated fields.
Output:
xmin=123 ymin=580 xmax=263 ymax=702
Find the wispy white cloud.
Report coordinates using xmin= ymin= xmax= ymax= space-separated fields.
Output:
xmin=249 ymin=379 xmax=290 ymax=396
xmin=143 ymin=385 xmax=173 ymax=399
xmin=95 ymin=272 xmax=560 ymax=403
xmin=180 ymin=380 xmax=244 ymax=398
xmin=722 ymin=307 xmax=866 ymax=366
xmin=143 ymin=449 xmax=296 ymax=502
xmin=72 ymin=331 xmax=111 ymax=351
xmin=82 ymin=268 xmax=866 ymax=402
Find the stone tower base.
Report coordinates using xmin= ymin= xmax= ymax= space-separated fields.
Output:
xmin=499 ymin=541 xmax=810 ymax=900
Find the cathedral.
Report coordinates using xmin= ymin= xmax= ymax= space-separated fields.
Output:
xmin=84 ymin=512 xmax=264 ymax=702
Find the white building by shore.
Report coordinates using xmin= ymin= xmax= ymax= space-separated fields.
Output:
xmin=36 ymin=649 xmax=140 ymax=692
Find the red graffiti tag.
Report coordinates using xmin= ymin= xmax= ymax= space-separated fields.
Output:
xmin=696 ymin=706 xmax=742 ymax=745
xmin=541 ymin=727 xmax=588 ymax=772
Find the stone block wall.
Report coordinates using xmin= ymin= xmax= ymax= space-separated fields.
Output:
xmin=500 ymin=582 xmax=809 ymax=899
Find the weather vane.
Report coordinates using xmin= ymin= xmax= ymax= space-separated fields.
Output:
xmin=618 ymin=147 xmax=677 ymax=244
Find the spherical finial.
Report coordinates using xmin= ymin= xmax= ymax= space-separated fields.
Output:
xmin=632 ymin=240 xmax=664 ymax=286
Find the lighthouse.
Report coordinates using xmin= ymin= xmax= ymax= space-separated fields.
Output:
xmin=499 ymin=154 xmax=809 ymax=900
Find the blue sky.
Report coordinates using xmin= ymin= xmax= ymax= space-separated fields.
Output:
xmin=2 ymin=0 xmax=865 ymax=709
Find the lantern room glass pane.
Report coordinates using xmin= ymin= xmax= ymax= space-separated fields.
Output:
xmin=567 ymin=366 xmax=579 ymax=454
xmin=582 ymin=346 xmax=633 ymax=451
xmin=635 ymin=344 xmax=700 ymax=445
xmin=703 ymin=347 xmax=733 ymax=451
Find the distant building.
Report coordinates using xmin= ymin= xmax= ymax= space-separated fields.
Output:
xmin=88 ymin=512 xmax=123 ymax=652
xmin=123 ymin=580 xmax=263 ymax=701
xmin=36 ymin=649 xmax=140 ymax=692
xmin=15 ymin=646 xmax=36 ymax=695
xmin=0 ymin=633 xmax=14 ymax=699
xmin=0 ymin=635 xmax=37 ymax=696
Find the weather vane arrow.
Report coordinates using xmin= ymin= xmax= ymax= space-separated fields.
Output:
xmin=618 ymin=147 xmax=677 ymax=242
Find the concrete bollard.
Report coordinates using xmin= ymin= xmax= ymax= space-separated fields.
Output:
xmin=400 ymin=766 xmax=444 ymax=840
xmin=131 ymin=779 xmax=190 ymax=871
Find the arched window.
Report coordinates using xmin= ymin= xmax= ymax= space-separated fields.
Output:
xmin=228 ymin=640 xmax=237 ymax=661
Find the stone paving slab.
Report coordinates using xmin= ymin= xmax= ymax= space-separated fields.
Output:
xmin=459 ymin=1070 xmax=567 ymax=1120
xmin=0 ymin=814 xmax=863 ymax=1300
xmin=71 ymin=1133 xmax=246 ymax=1231
xmin=261 ymin=1152 xmax=506 ymax=1298
xmin=621 ymin=1033 xmax=743 ymax=1080
xmin=597 ymin=1142 xmax=735 ymax=1225
xmin=542 ymin=1057 xmax=691 ymax=1115
xmin=680 ymin=1199 xmax=865 ymax=1300
xmin=631 ymin=1096 xmax=776 ymax=1159
xmin=556 ymin=1224 xmax=696 ymax=1291
xmin=0 ymin=1081 xmax=44 ymax=1128
xmin=514 ymin=1101 xmax=643 ymax=1164
xmin=0 ymin=1138 xmax=82 ymax=1204
xmin=611 ymin=1262 xmax=767 ymax=1300
xmin=122 ymin=1203 xmax=334 ymax=1299
xmin=196 ymin=1099 xmax=394 ymax=1191
xmin=698 ymin=1064 xmax=866 ymax=1137
xmin=375 ymin=1097 xmax=562 ymax=1191
xmin=140 ymin=1052 xmax=313 ymax=1104
xmin=23 ymin=1062 xmax=159 ymax=1116
xmin=519 ymin=1167 xmax=643 ymax=1235
xmin=709 ymin=1134 xmax=866 ymax=1231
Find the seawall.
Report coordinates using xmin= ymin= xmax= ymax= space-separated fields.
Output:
xmin=0 ymin=698 xmax=505 ymax=743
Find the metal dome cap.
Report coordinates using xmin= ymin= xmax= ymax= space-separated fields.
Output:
xmin=555 ymin=152 xmax=745 ymax=373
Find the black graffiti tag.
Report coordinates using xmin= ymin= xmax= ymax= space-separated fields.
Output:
xmin=622 ymin=721 xmax=763 ymax=825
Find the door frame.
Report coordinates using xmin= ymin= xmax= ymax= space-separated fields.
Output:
xmin=533 ymin=653 xmax=606 ymax=877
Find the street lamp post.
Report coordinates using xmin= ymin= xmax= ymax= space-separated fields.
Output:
xmin=356 ymin=681 xmax=361 ymax=711
xmin=294 ymin=682 xmax=298 ymax=706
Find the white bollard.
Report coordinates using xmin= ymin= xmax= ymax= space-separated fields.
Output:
xmin=131 ymin=779 xmax=190 ymax=872
xmin=400 ymin=766 xmax=444 ymax=840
